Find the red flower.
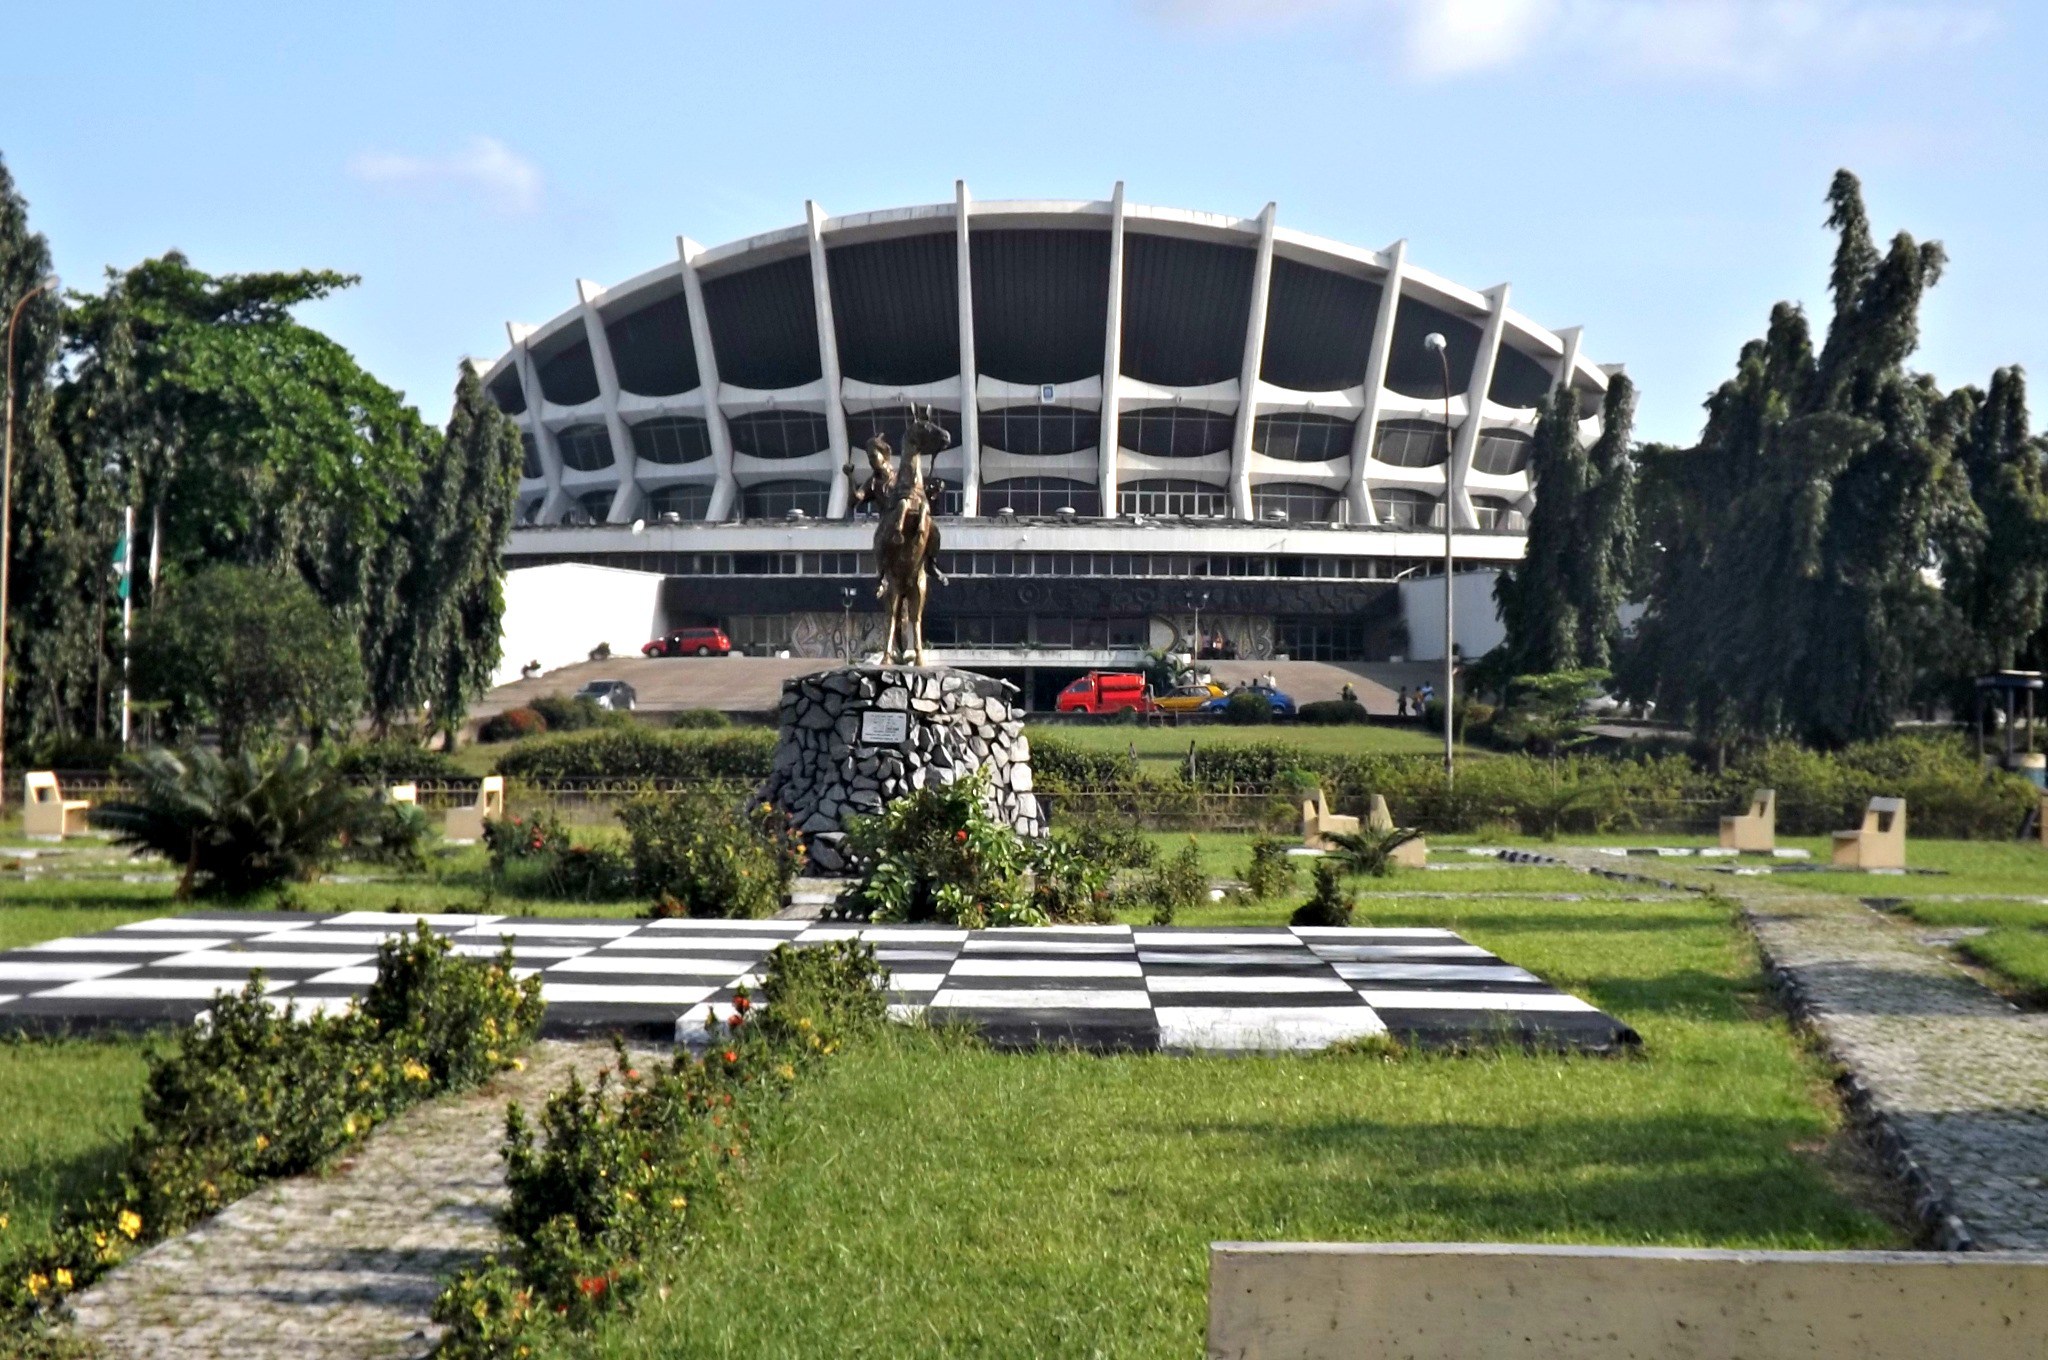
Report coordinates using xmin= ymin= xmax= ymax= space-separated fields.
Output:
xmin=732 ymin=994 xmax=751 ymax=1013
xmin=721 ymin=1049 xmax=736 ymax=1063
xmin=954 ymin=829 xmax=968 ymax=843
xmin=576 ymin=1274 xmax=610 ymax=1299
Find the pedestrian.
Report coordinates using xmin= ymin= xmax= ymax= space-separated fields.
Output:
xmin=1396 ymin=685 xmax=1409 ymax=717
xmin=1340 ymin=681 xmax=1357 ymax=705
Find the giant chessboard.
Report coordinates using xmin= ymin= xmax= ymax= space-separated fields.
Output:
xmin=0 ymin=913 xmax=1638 ymax=1054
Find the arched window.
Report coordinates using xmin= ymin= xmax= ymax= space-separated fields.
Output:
xmin=979 ymin=406 xmax=1099 ymax=456
xmin=1252 ymin=412 xmax=1355 ymax=462
xmin=1371 ymin=488 xmax=1443 ymax=527
xmin=741 ymin=480 xmax=830 ymax=519
xmin=1472 ymin=429 xmax=1532 ymax=476
xmin=575 ymin=489 xmax=615 ymax=523
xmin=1372 ymin=420 xmax=1450 ymax=468
xmin=981 ymin=477 xmax=1101 ymax=517
xmin=631 ymin=417 xmax=712 ymax=465
xmin=1471 ymin=495 xmax=1523 ymax=531
xmin=556 ymin=424 xmax=615 ymax=472
xmin=648 ymin=483 xmax=713 ymax=521
xmin=1118 ymin=479 xmax=1227 ymax=517
xmin=728 ymin=410 xmax=830 ymax=460
xmin=1119 ymin=407 xmax=1234 ymax=459
xmin=520 ymin=433 xmax=543 ymax=480
xmin=1252 ymin=483 xmax=1341 ymax=524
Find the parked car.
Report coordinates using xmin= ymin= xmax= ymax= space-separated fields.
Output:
xmin=643 ymin=625 xmax=732 ymax=658
xmin=1154 ymin=681 xmax=1227 ymax=713
xmin=1198 ymin=684 xmax=1296 ymax=718
xmin=1054 ymin=671 xmax=1153 ymax=716
xmin=574 ymin=679 xmax=637 ymax=711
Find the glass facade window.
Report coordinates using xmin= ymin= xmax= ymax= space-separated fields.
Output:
xmin=1118 ymin=478 xmax=1227 ymax=518
xmin=1372 ymin=488 xmax=1443 ymax=527
xmin=1473 ymin=429 xmax=1533 ymax=476
xmin=728 ymin=409 xmax=831 ymax=460
xmin=575 ymin=489 xmax=615 ymax=523
xmin=1252 ymin=412 xmax=1356 ymax=463
xmin=1470 ymin=495 xmax=1524 ymax=530
xmin=844 ymin=406 xmax=964 ymax=453
xmin=556 ymin=424 xmax=615 ymax=472
xmin=740 ymin=479 xmax=830 ymax=519
xmin=1274 ymin=617 xmax=1370 ymax=662
xmin=980 ymin=477 xmax=1101 ymax=517
xmin=1373 ymin=420 xmax=1451 ymax=467
xmin=924 ymin=616 xmax=1147 ymax=649
xmin=1119 ymin=407 xmax=1234 ymax=459
xmin=979 ymin=405 xmax=1099 ymax=456
xmin=1252 ymin=483 xmax=1341 ymax=524
xmin=632 ymin=416 xmax=712 ymax=465
xmin=647 ymin=483 xmax=713 ymax=521
xmin=726 ymin=615 xmax=792 ymax=653
xmin=520 ymin=433 xmax=543 ymax=480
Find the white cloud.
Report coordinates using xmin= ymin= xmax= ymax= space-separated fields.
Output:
xmin=1145 ymin=0 xmax=1995 ymax=81
xmin=348 ymin=136 xmax=543 ymax=213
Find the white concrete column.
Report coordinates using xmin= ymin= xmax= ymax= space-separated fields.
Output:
xmin=1449 ymin=283 xmax=1512 ymax=530
xmin=805 ymin=200 xmax=854 ymax=519
xmin=676 ymin=238 xmax=739 ymax=522
xmin=954 ymin=179 xmax=981 ymax=516
xmin=1097 ymin=181 xmax=1126 ymax=518
xmin=1345 ymin=239 xmax=1408 ymax=525
xmin=1227 ymin=202 xmax=1277 ymax=522
xmin=1553 ymin=325 xmax=1583 ymax=398
xmin=576 ymin=279 xmax=638 ymax=523
xmin=507 ymin=322 xmax=568 ymax=524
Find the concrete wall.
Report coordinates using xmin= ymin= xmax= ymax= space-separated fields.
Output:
xmin=495 ymin=563 xmax=666 ymax=686
xmin=1397 ymin=568 xmax=1505 ymax=663
xmin=1208 ymin=1243 xmax=2048 ymax=1360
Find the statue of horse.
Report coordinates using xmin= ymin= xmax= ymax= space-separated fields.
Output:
xmin=844 ymin=407 xmax=950 ymax=665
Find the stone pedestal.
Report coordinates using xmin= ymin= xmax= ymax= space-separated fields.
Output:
xmin=760 ymin=666 xmax=1042 ymax=874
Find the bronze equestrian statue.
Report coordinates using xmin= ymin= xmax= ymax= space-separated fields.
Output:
xmin=844 ymin=407 xmax=949 ymax=666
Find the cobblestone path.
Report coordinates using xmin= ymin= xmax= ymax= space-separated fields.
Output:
xmin=67 ymin=1040 xmax=609 ymax=1359
xmin=1555 ymin=850 xmax=2048 ymax=1250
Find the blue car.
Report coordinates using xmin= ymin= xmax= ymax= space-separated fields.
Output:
xmin=1198 ymin=685 xmax=1296 ymax=718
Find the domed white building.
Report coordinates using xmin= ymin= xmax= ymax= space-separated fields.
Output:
xmin=481 ymin=182 xmax=1618 ymax=680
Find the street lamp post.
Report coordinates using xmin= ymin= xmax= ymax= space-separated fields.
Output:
xmin=1188 ymin=589 xmax=1210 ymax=666
xmin=1424 ymin=331 xmax=1455 ymax=786
xmin=841 ymin=585 xmax=858 ymax=662
xmin=0 ymin=272 xmax=60 ymax=816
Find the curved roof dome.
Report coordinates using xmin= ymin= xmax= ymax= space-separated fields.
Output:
xmin=484 ymin=183 xmax=1615 ymax=532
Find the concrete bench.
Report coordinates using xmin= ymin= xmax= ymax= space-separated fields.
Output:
xmin=1719 ymin=787 xmax=1775 ymax=853
xmin=1366 ymin=793 xmax=1427 ymax=869
xmin=1833 ymin=795 xmax=1906 ymax=869
xmin=23 ymin=771 xmax=92 ymax=840
xmin=386 ymin=783 xmax=418 ymax=806
xmin=444 ymin=775 xmax=503 ymax=843
xmin=1300 ymin=790 xmax=1358 ymax=851
xmin=1208 ymin=1242 xmax=2048 ymax=1359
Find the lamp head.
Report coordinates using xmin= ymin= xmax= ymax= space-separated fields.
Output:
xmin=1423 ymin=332 xmax=1447 ymax=354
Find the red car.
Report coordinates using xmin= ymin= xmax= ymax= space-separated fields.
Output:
xmin=643 ymin=626 xmax=732 ymax=658
xmin=1055 ymin=671 xmax=1152 ymax=716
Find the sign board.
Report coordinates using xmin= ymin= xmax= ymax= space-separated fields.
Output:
xmin=860 ymin=710 xmax=910 ymax=745
xmin=1039 ymin=383 xmax=1057 ymax=404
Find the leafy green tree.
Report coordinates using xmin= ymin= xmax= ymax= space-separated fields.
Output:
xmin=1 ymin=154 xmax=96 ymax=750
xmin=1625 ymin=171 xmax=1968 ymax=746
xmin=1939 ymin=367 xmax=2048 ymax=675
xmin=1492 ymin=668 xmax=1609 ymax=756
xmin=1575 ymin=374 xmax=1638 ymax=668
xmin=131 ymin=564 xmax=364 ymax=749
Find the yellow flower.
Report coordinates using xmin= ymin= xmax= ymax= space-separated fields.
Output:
xmin=118 ymin=1210 xmax=143 ymax=1240
xmin=343 ymin=1115 xmax=358 ymax=1137
xmin=510 ymin=1057 xmax=526 ymax=1071
xmin=401 ymin=1060 xmax=432 ymax=1083
xmin=255 ymin=1134 xmax=270 ymax=1153
xmin=776 ymin=1063 xmax=795 ymax=1081
xmin=669 ymin=1195 xmax=687 ymax=1211
xmin=26 ymin=1272 xmax=47 ymax=1297
xmin=53 ymin=1268 xmax=72 ymax=1290
xmin=0 ymin=1212 xmax=9 ymax=1231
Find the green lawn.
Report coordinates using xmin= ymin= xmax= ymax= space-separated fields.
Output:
xmin=1031 ymin=720 xmax=1472 ymax=762
xmin=0 ymin=1038 xmax=151 ymax=1253
xmin=1960 ymin=928 xmax=2048 ymax=1003
xmin=559 ymin=888 xmax=1899 ymax=1360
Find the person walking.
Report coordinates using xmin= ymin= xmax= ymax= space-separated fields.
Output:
xmin=1396 ymin=685 xmax=1410 ymax=717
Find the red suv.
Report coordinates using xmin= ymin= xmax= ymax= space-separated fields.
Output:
xmin=1055 ymin=672 xmax=1152 ymax=716
xmin=644 ymin=626 xmax=732 ymax=658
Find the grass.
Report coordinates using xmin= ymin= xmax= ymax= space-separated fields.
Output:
xmin=0 ymin=1039 xmax=150 ymax=1253
xmin=1032 ymin=720 xmax=1472 ymax=764
xmin=1960 ymin=928 xmax=2048 ymax=1003
xmin=560 ymin=888 xmax=1901 ymax=1360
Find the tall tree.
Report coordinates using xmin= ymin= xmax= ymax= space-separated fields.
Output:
xmin=1625 ymin=171 xmax=1966 ymax=746
xmin=1493 ymin=373 xmax=1638 ymax=677
xmin=428 ymin=366 xmax=522 ymax=743
xmin=1939 ymin=368 xmax=2048 ymax=674
xmin=0 ymin=154 xmax=95 ymax=751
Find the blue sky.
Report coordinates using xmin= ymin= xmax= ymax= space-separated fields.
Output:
xmin=4 ymin=0 xmax=2041 ymax=441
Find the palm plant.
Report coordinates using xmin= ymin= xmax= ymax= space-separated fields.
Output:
xmin=1323 ymin=825 xmax=1425 ymax=878
xmin=93 ymin=744 xmax=369 ymax=897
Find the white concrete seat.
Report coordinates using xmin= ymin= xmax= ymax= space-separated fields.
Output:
xmin=23 ymin=771 xmax=92 ymax=840
xmin=444 ymin=776 xmax=504 ymax=843
xmin=1832 ymin=796 xmax=1905 ymax=869
xmin=1720 ymin=787 xmax=1775 ymax=852
xmin=1300 ymin=790 xmax=1359 ymax=851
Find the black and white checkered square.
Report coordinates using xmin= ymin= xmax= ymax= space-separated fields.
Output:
xmin=0 ymin=914 xmax=1637 ymax=1053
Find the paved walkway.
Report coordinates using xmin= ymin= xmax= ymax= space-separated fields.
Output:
xmin=1553 ymin=849 xmax=2048 ymax=1250
xmin=67 ymin=1041 xmax=608 ymax=1360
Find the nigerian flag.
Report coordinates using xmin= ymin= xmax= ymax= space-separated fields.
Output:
xmin=111 ymin=530 xmax=131 ymax=600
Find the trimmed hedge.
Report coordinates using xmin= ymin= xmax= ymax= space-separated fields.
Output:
xmin=332 ymin=739 xmax=464 ymax=784
xmin=493 ymin=728 xmax=776 ymax=783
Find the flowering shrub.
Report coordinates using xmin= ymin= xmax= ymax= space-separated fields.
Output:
xmin=482 ymin=812 xmax=637 ymax=902
xmin=0 ymin=923 xmax=542 ymax=1350
xmin=618 ymin=787 xmax=796 ymax=919
xmin=1029 ymin=833 xmax=1116 ymax=924
xmin=478 ymin=706 xmax=548 ymax=743
xmin=432 ymin=939 xmax=887 ymax=1359
xmin=844 ymin=771 xmax=1043 ymax=928
xmin=484 ymin=811 xmax=572 ymax=869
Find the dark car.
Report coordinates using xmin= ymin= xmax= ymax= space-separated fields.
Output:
xmin=574 ymin=680 xmax=637 ymax=711
xmin=643 ymin=626 xmax=732 ymax=658
xmin=1198 ymin=685 xmax=1296 ymax=718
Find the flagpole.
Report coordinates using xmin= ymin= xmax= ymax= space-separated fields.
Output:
xmin=119 ymin=504 xmax=133 ymax=746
